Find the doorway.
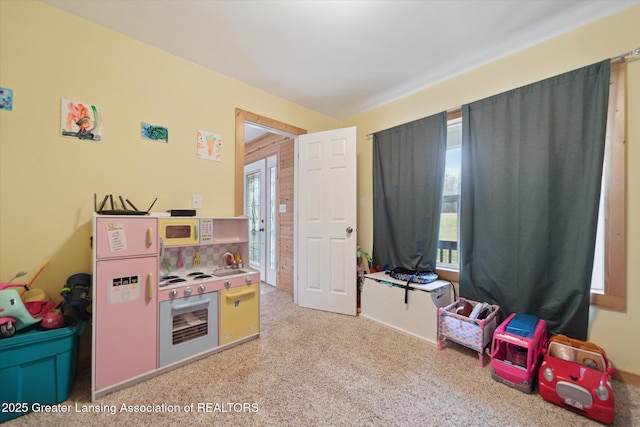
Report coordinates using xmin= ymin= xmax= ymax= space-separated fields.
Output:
xmin=235 ymin=109 xmax=307 ymax=295
xmin=244 ymin=155 xmax=277 ymax=286
xmin=235 ymin=110 xmax=358 ymax=315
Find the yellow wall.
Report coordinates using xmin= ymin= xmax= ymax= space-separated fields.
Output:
xmin=346 ymin=5 xmax=640 ymax=377
xmin=0 ymin=1 xmax=341 ymax=299
xmin=2 ymin=1 xmax=639 ymax=378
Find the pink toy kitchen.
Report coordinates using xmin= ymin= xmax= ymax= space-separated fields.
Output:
xmin=92 ymin=214 xmax=260 ymax=401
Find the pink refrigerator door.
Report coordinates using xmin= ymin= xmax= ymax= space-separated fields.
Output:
xmin=95 ymin=217 xmax=157 ymax=259
xmin=95 ymin=257 xmax=157 ymax=390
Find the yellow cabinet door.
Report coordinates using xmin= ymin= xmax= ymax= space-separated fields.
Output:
xmin=219 ymin=284 xmax=260 ymax=345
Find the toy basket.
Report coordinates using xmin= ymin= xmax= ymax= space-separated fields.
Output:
xmin=437 ymin=298 xmax=500 ymax=366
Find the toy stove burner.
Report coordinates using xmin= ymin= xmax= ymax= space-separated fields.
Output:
xmin=159 ymin=275 xmax=187 ymax=287
xmin=192 ymin=274 xmax=213 ymax=280
xmin=185 ymin=271 xmax=213 ymax=281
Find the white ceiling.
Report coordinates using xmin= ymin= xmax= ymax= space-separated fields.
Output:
xmin=42 ymin=0 xmax=637 ymax=120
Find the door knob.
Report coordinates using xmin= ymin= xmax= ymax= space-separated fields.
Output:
xmin=346 ymin=227 xmax=353 ymax=234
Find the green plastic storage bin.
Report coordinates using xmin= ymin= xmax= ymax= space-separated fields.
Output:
xmin=0 ymin=321 xmax=86 ymax=423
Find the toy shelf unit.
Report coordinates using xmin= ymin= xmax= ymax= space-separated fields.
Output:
xmin=210 ymin=216 xmax=250 ymax=244
xmin=437 ymin=298 xmax=500 ymax=366
xmin=490 ymin=313 xmax=547 ymax=393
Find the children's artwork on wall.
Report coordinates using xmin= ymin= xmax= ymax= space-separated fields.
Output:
xmin=197 ymin=129 xmax=222 ymax=161
xmin=141 ymin=122 xmax=169 ymax=143
xmin=61 ymin=98 xmax=103 ymax=142
xmin=0 ymin=87 xmax=13 ymax=111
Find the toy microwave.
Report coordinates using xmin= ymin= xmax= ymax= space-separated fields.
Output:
xmin=490 ymin=313 xmax=547 ymax=393
xmin=159 ymin=218 xmax=214 ymax=246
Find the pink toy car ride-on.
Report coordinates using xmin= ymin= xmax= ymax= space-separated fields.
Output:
xmin=490 ymin=313 xmax=547 ymax=393
xmin=539 ymin=334 xmax=615 ymax=424
xmin=0 ymin=282 xmax=55 ymax=338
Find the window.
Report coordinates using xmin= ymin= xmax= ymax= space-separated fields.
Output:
xmin=246 ymin=170 xmax=261 ymax=267
xmin=269 ymin=164 xmax=277 ymax=270
xmin=436 ymin=110 xmax=461 ymax=282
xmin=590 ymin=60 xmax=626 ymax=310
xmin=436 ymin=62 xmax=626 ymax=304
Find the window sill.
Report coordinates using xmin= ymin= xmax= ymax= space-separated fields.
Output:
xmin=436 ymin=266 xmax=458 ymax=283
xmin=433 ymin=270 xmax=625 ymax=310
xmin=590 ymin=292 xmax=625 ymax=311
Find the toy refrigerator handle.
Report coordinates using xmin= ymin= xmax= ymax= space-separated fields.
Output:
xmin=146 ymin=227 xmax=153 ymax=247
xmin=147 ymin=273 xmax=153 ymax=300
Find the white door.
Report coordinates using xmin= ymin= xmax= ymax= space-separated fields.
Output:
xmin=244 ymin=156 xmax=277 ymax=285
xmin=296 ymin=126 xmax=357 ymax=315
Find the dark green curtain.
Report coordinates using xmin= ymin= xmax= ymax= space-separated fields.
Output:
xmin=460 ymin=60 xmax=610 ymax=340
xmin=372 ymin=112 xmax=447 ymax=271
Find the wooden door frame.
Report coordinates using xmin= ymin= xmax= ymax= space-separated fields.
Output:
xmin=234 ymin=108 xmax=307 ymax=216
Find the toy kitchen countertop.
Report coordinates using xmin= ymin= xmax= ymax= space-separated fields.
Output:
xmin=157 ymin=268 xmax=258 ymax=301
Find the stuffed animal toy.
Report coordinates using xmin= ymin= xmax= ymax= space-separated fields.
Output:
xmin=60 ymin=273 xmax=91 ymax=326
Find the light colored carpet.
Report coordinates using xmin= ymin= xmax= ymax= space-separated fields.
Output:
xmin=6 ymin=284 xmax=640 ymax=426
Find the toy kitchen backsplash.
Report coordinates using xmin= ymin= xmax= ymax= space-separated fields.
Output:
xmin=161 ymin=244 xmax=240 ymax=277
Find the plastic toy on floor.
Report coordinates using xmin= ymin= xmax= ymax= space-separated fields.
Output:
xmin=491 ymin=313 xmax=547 ymax=393
xmin=0 ymin=282 xmax=55 ymax=338
xmin=60 ymin=273 xmax=91 ymax=326
xmin=490 ymin=313 xmax=547 ymax=393
xmin=437 ymin=298 xmax=501 ymax=366
xmin=538 ymin=334 xmax=615 ymax=424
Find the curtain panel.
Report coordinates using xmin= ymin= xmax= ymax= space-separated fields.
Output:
xmin=459 ymin=60 xmax=610 ymax=340
xmin=372 ymin=112 xmax=447 ymax=272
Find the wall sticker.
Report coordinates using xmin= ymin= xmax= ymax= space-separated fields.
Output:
xmin=60 ymin=98 xmax=102 ymax=142
xmin=61 ymin=98 xmax=103 ymax=142
xmin=0 ymin=87 xmax=13 ymax=111
xmin=141 ymin=122 xmax=169 ymax=143
xmin=197 ymin=129 xmax=222 ymax=161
